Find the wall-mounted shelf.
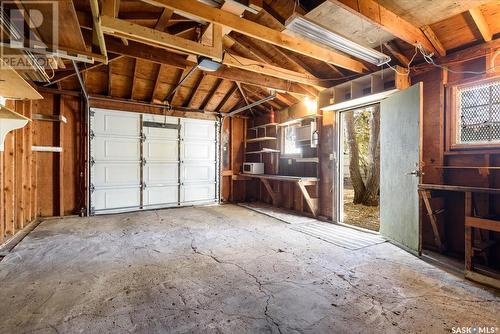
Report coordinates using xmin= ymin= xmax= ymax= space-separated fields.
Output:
xmin=320 ymin=66 xmax=409 ymax=112
xmin=246 ymin=136 xmax=277 ymax=143
xmin=249 ymin=123 xmax=278 ymax=130
xmin=246 ymin=149 xmax=280 ymax=154
xmin=279 ymin=114 xmax=321 ymax=127
xmin=32 ymin=114 xmax=68 ymax=123
xmin=295 ymin=157 xmax=319 ymax=163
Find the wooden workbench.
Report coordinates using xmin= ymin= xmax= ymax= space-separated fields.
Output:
xmin=419 ymin=184 xmax=500 ymax=289
xmin=238 ymin=174 xmax=320 ymax=217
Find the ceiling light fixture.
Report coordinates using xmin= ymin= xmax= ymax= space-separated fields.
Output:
xmin=285 ymin=14 xmax=391 ymax=66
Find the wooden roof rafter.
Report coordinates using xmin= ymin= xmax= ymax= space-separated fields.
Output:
xmin=140 ymin=0 xmax=368 ymax=73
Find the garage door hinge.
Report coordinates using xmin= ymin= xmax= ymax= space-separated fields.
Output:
xmin=90 ymin=157 xmax=95 ymax=166
xmin=90 ymin=183 xmax=95 ymax=193
xmin=89 ymin=130 xmax=95 ymax=140
xmin=141 ymin=158 xmax=147 ymax=166
xmin=89 ymin=109 xmax=95 ymax=117
xmin=140 ymin=133 xmax=146 ymax=142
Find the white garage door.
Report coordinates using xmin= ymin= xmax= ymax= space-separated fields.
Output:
xmin=180 ymin=118 xmax=217 ymax=204
xmin=90 ymin=109 xmax=218 ymax=214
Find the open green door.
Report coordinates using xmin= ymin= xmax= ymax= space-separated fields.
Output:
xmin=379 ymin=83 xmax=423 ymax=254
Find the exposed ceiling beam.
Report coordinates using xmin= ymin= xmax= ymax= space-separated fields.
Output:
xmin=150 ymin=64 xmax=164 ymax=102
xmin=47 ymin=54 xmax=123 ymax=85
xmin=469 ymin=7 xmax=492 ymax=42
xmin=141 ymin=0 xmax=367 ymax=73
xmin=89 ymin=0 xmax=109 ymax=62
xmin=235 ymin=82 xmax=256 ymax=115
xmin=412 ymin=38 xmax=500 ymax=75
xmin=105 ymin=38 xmax=313 ymax=96
xmin=199 ymin=78 xmax=223 ymax=110
xmin=383 ymin=42 xmax=410 ymax=67
xmin=101 ymin=16 xmax=223 ymax=61
xmin=222 ymin=53 xmax=328 ymax=88
xmin=216 ymin=83 xmax=238 ymax=112
xmin=327 ymin=0 xmax=443 ymax=56
xmin=155 ymin=8 xmax=175 ymax=31
xmin=185 ymin=73 xmax=205 ymax=107
xmin=421 ymin=25 xmax=446 ymax=56
xmin=130 ymin=58 xmax=139 ymax=100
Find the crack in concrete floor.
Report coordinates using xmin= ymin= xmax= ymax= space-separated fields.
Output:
xmin=0 ymin=204 xmax=498 ymax=333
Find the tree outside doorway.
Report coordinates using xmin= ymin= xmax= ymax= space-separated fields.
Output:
xmin=342 ymin=105 xmax=380 ymax=231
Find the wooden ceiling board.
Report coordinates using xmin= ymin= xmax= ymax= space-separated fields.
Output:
xmin=135 ymin=59 xmax=159 ymax=81
xmin=430 ymin=13 xmax=480 ymax=51
xmin=305 ymin=1 xmax=394 ymax=49
xmin=111 ymin=74 xmax=135 ymax=98
xmin=170 ymin=70 xmax=204 ymax=106
xmin=86 ymin=70 xmax=107 ymax=95
xmin=219 ymin=90 xmax=242 ymax=113
xmin=204 ymin=80 xmax=234 ymax=111
xmin=482 ymin=2 xmax=500 ymax=36
xmin=187 ymin=75 xmax=218 ymax=109
xmin=132 ymin=78 xmax=156 ymax=101
xmin=377 ymin=0 xmax=497 ymax=27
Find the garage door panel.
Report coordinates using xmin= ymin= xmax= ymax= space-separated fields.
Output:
xmin=181 ymin=119 xmax=215 ymax=141
xmin=181 ymin=184 xmax=216 ymax=203
xmin=144 ymin=186 xmax=178 ymax=206
xmin=144 ymin=140 xmax=178 ymax=161
xmin=91 ymin=109 xmax=218 ymax=214
xmin=93 ymin=163 xmax=141 ymax=187
xmin=93 ymin=187 xmax=141 ymax=211
xmin=181 ymin=163 xmax=215 ymax=184
xmin=145 ymin=163 xmax=178 ymax=185
xmin=93 ymin=137 xmax=141 ymax=161
xmin=92 ymin=109 xmax=141 ymax=137
xmin=180 ymin=141 xmax=215 ymax=162
xmin=143 ymin=115 xmax=177 ymax=124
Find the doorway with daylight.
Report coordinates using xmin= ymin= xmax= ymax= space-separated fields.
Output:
xmin=338 ymin=105 xmax=380 ymax=232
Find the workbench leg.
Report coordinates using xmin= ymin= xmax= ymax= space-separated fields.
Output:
xmin=420 ymin=190 xmax=444 ymax=251
xmin=464 ymin=192 xmax=473 ymax=272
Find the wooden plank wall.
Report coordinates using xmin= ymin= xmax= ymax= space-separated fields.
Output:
xmin=221 ymin=117 xmax=245 ymax=202
xmin=0 ymin=92 xmax=83 ymax=245
xmin=413 ymin=53 xmax=500 ymax=257
xmin=0 ymin=100 xmax=35 ymax=244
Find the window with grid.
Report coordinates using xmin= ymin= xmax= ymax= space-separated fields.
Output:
xmin=457 ymin=79 xmax=500 ymax=144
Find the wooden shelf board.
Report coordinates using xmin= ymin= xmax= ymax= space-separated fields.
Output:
xmin=246 ymin=136 xmax=277 ymax=143
xmin=246 ymin=149 xmax=280 ymax=154
xmin=249 ymin=123 xmax=278 ymax=130
xmin=295 ymin=157 xmax=319 ymax=163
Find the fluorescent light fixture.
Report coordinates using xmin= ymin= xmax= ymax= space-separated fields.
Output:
xmin=197 ymin=56 xmax=222 ymax=72
xmin=285 ymin=14 xmax=391 ymax=66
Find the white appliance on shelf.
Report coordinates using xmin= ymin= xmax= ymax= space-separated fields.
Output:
xmin=243 ymin=162 xmax=264 ymax=174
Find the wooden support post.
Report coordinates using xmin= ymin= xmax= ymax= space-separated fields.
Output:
xmin=14 ymin=101 xmax=25 ymax=230
xmin=464 ymin=191 xmax=473 ymax=272
xmin=31 ymin=102 xmax=38 ymax=219
xmin=23 ymin=101 xmax=32 ymax=224
xmin=4 ymin=133 xmax=15 ymax=236
xmin=58 ymin=97 xmax=65 ymax=216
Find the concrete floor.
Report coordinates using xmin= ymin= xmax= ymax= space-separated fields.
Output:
xmin=0 ymin=205 xmax=498 ymax=333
